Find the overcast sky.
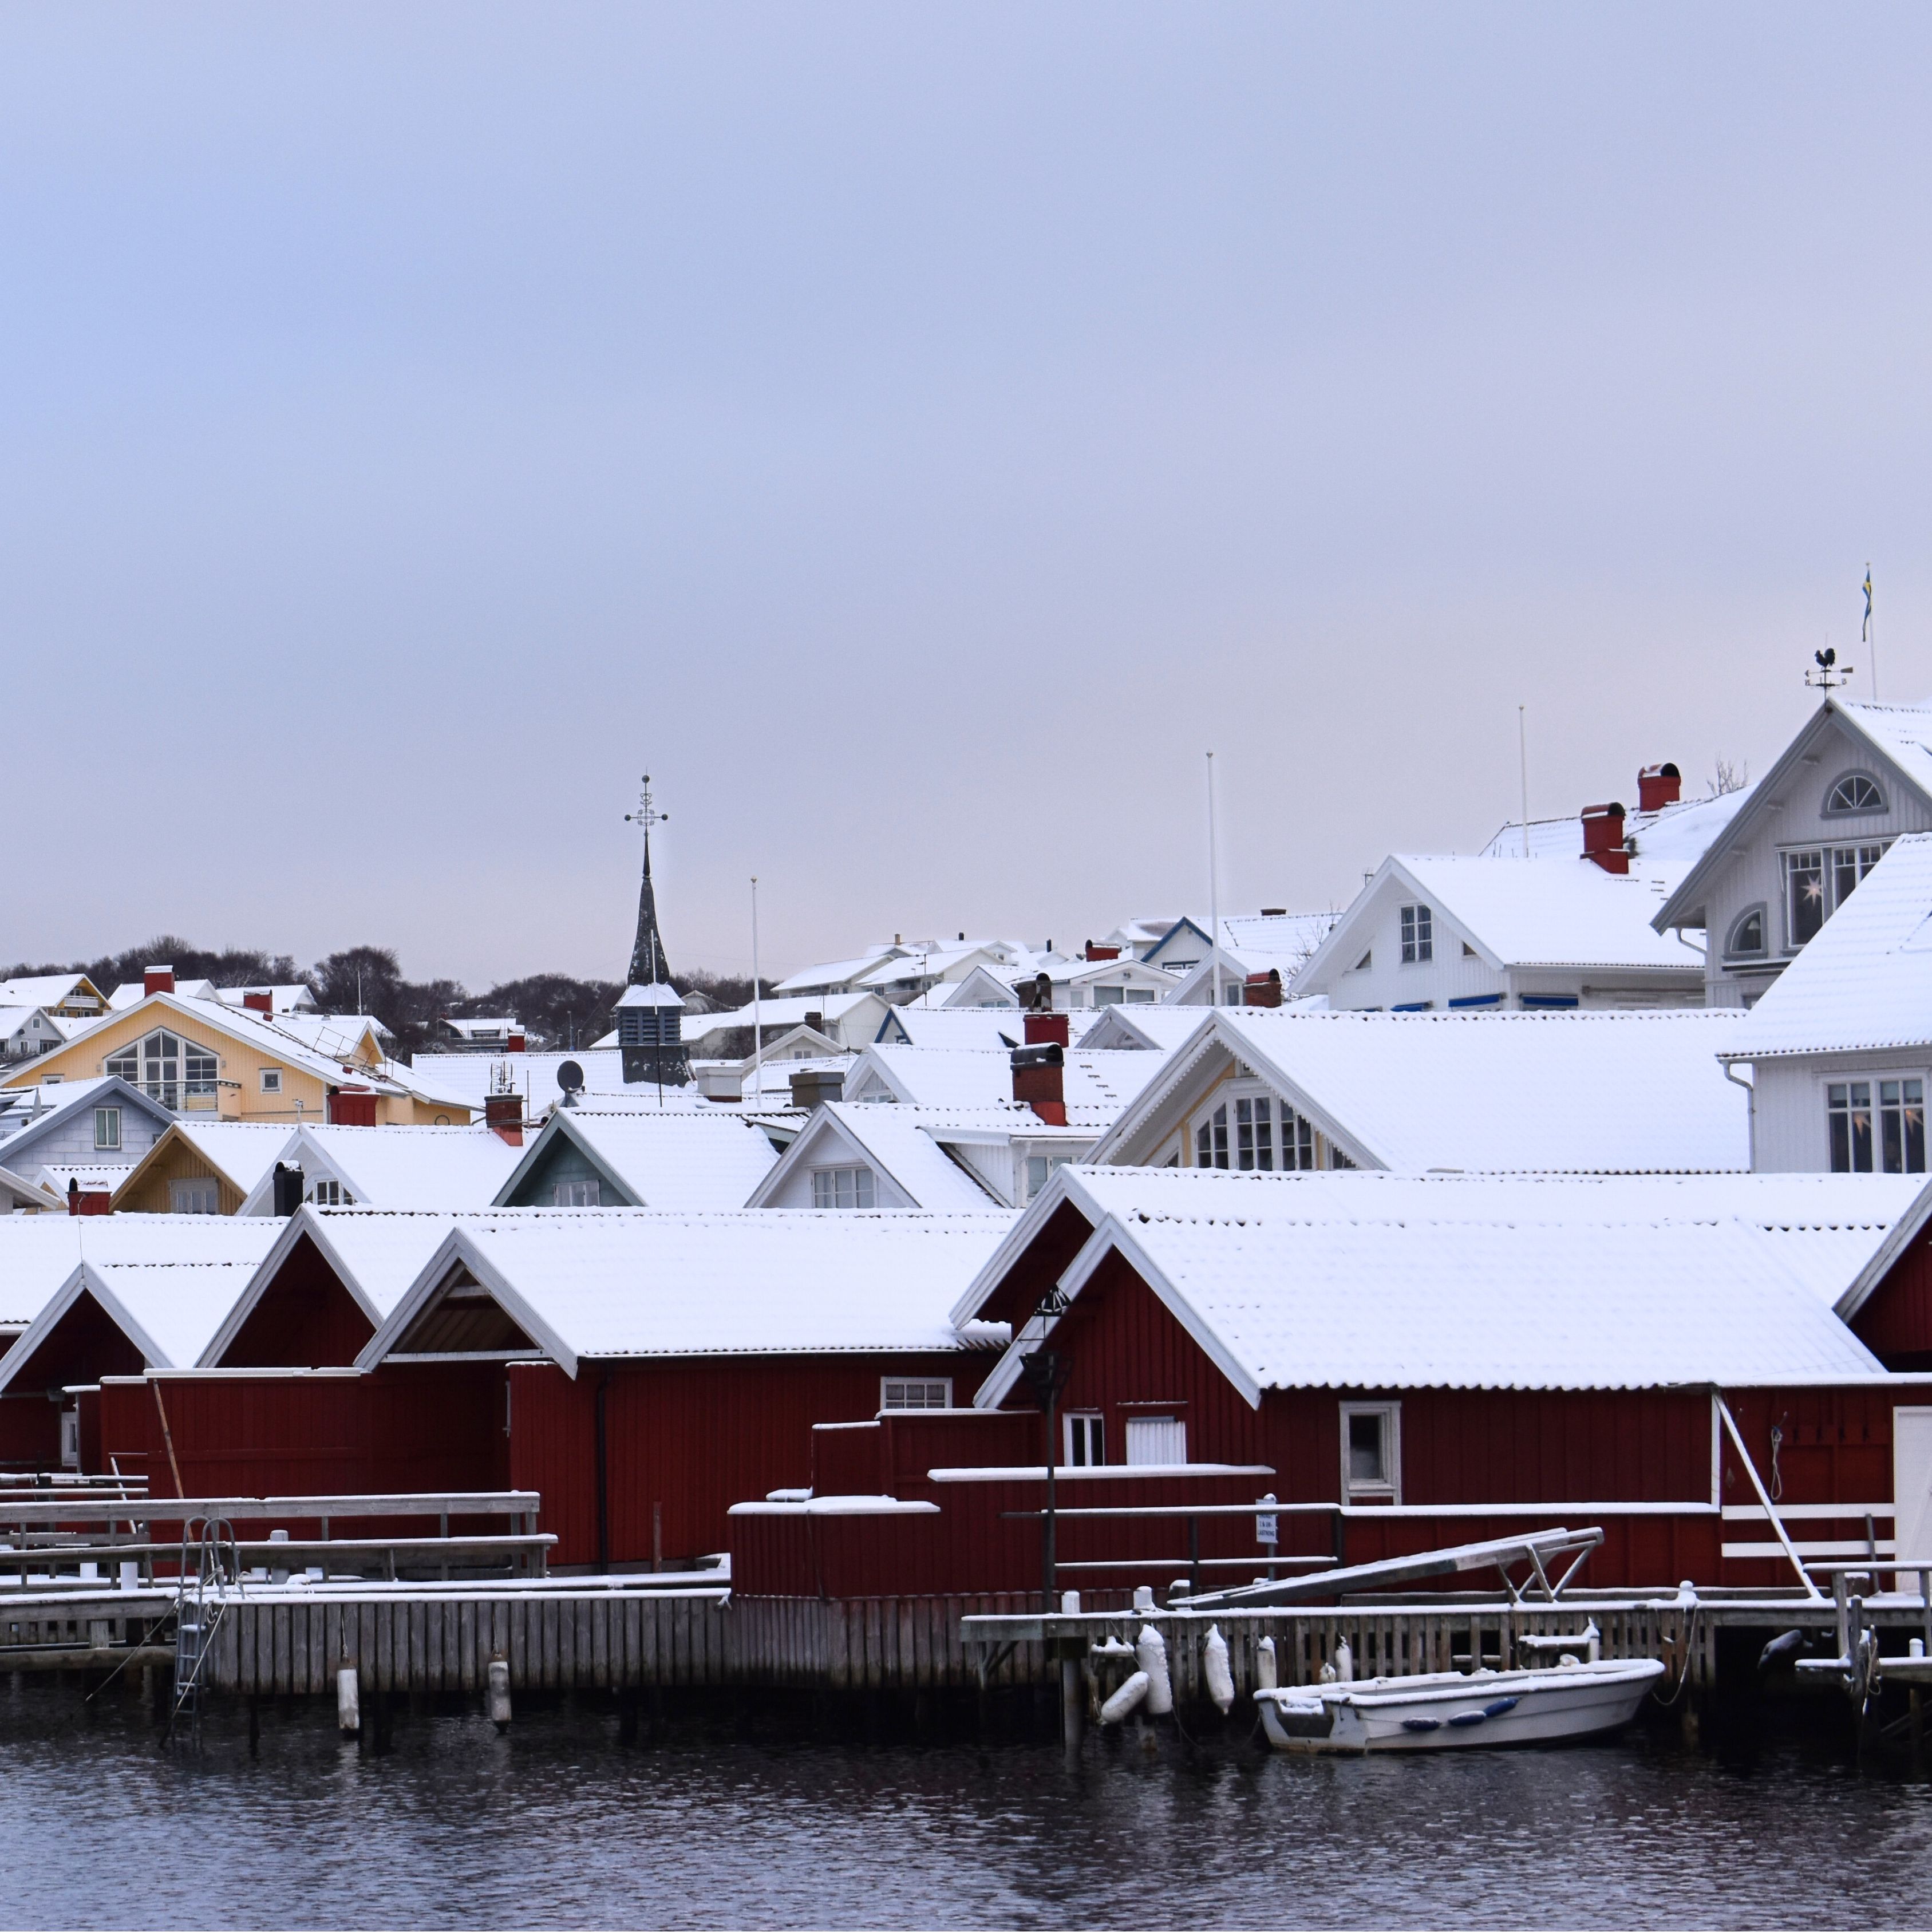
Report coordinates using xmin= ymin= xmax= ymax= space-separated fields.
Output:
xmin=5 ymin=4 xmax=1930 ymax=985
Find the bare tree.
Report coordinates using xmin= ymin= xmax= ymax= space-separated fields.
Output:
xmin=1709 ymin=757 xmax=1749 ymax=797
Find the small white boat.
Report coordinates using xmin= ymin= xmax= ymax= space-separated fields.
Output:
xmin=1256 ymin=1656 xmax=1665 ymax=1754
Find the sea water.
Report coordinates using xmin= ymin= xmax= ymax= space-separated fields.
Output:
xmin=1 ymin=1678 xmax=1926 ymax=1927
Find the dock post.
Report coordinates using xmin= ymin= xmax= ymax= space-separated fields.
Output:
xmin=1060 ymin=1589 xmax=1084 ymax=1760
xmin=337 ymin=1666 xmax=360 ymax=1738
xmin=488 ymin=1654 xmax=512 ymax=1733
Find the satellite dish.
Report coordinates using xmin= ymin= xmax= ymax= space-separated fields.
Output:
xmin=558 ymin=1060 xmax=585 ymax=1098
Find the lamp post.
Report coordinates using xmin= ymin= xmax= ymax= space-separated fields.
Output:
xmin=1017 ymin=1284 xmax=1073 ymax=1607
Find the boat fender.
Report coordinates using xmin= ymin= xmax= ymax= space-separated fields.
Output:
xmin=1483 ymin=1697 xmax=1519 ymax=1718
xmin=1100 ymin=1671 xmax=1150 ymax=1725
xmin=1090 ymin=1636 xmax=1136 ymax=1658
xmin=1256 ymin=1635 xmax=1277 ymax=1690
xmin=1203 ymin=1626 xmax=1236 ymax=1714
xmin=1447 ymin=1709 xmax=1488 ymax=1728
xmin=1400 ymin=1718 xmax=1440 ymax=1732
xmin=1333 ymin=1639 xmax=1353 ymax=1684
xmin=1136 ymin=1625 xmax=1174 ymax=1716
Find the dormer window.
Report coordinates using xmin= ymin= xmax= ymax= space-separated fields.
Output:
xmin=1825 ymin=772 xmax=1885 ymax=816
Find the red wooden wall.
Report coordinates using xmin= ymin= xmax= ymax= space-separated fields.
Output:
xmin=1851 ymin=1229 xmax=1932 ymax=1369
xmin=215 ymin=1233 xmax=377 ymax=1369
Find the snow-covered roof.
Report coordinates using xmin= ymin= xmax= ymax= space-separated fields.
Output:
xmin=0 ymin=1077 xmax=172 ymax=1155
xmin=31 ymin=1162 xmax=134 ymax=1198
xmin=360 ymin=1210 xmax=1018 ymax=1374
xmin=112 ymin=1120 xmax=298 ymax=1204
xmin=1218 ymin=912 xmax=1339 ymax=961
xmin=747 ymin=1102 xmax=1012 ymax=1211
xmin=236 ymin=1123 xmax=524 ymax=1214
xmin=0 ymin=1006 xmax=51 ymax=1038
xmin=615 ymin=983 xmax=685 ymax=1010
xmin=848 ymin=1044 xmax=1167 ymax=1123
xmin=872 ymin=1009 xmax=1028 ymax=1052
xmin=1089 ymin=1008 xmax=1750 ymax=1174
xmin=405 ymin=1049 xmax=709 ymax=1115
xmin=218 ymin=984 xmax=319 ymax=1015
xmin=496 ymin=1108 xmax=780 ymax=1210
xmin=0 ymin=975 xmax=103 ymax=1009
xmin=967 ymin=1167 xmax=1888 ymax=1401
xmin=0 ymin=1163 xmax=60 ymax=1210
xmin=1077 ymin=1006 xmax=1222 ymax=1053
xmin=681 ymin=993 xmax=877 ymax=1046
xmin=1483 ymin=785 xmax=1753 ymax=865
xmin=0 ymin=1214 xmax=280 ymax=1330
xmin=771 ymin=949 xmax=901 ymax=995
xmin=1377 ymin=855 xmax=1701 ymax=969
xmin=1723 ymin=832 xmax=1932 ymax=1060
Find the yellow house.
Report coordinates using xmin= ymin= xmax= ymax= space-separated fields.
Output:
xmin=1 ymin=990 xmax=472 ymax=1128
xmin=109 ymin=1121 xmax=294 ymax=1215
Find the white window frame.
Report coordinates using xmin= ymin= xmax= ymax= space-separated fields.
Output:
xmin=880 ymin=1377 xmax=951 ymax=1411
xmin=1064 ymin=1412 xmax=1106 ymax=1467
xmin=1823 ymin=770 xmax=1886 ymax=817
xmin=1340 ymin=1401 xmax=1401 ymax=1503
xmin=260 ymin=1069 xmax=282 ymax=1095
xmin=1782 ymin=840 xmax=1891 ymax=950
xmin=93 ymin=1107 xmax=120 ymax=1152
xmin=169 ymin=1178 xmax=221 ymax=1215
xmin=1399 ymin=903 xmax=1433 ymax=965
xmin=309 ymin=1178 xmax=353 ymax=1207
xmin=811 ymin=1165 xmax=876 ymax=1210
xmin=1189 ymin=1080 xmax=1317 ymax=1171
xmin=553 ymin=1178 xmax=601 ymax=1207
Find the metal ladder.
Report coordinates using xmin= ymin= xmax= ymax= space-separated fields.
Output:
xmin=167 ymin=1517 xmax=242 ymax=1746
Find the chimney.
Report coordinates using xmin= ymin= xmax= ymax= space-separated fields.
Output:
xmin=1580 ymin=802 xmax=1629 ymax=875
xmin=1084 ymin=942 xmax=1121 ymax=962
xmin=505 ymin=1030 xmax=527 ymax=1053
xmin=1023 ymin=1011 xmax=1069 ymax=1049
xmin=1011 ymin=1041 xmax=1066 ymax=1125
xmin=804 ymin=1010 xmax=824 ymax=1036
xmin=144 ymin=964 xmax=175 ymax=998
xmin=1261 ymin=907 xmax=1287 ymax=917
xmin=789 ymin=1068 xmax=844 ymax=1110
xmin=484 ymin=1091 xmax=523 ymax=1145
xmin=1243 ymin=967 xmax=1284 ymax=1009
xmin=1637 ymin=762 xmax=1682 ymax=813
xmin=66 ymin=1178 xmax=109 ymax=1217
xmin=271 ymin=1163 xmax=303 ymax=1215
xmin=242 ymin=991 xmax=273 ymax=1017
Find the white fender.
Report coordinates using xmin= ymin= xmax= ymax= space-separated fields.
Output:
xmin=1257 ymin=1634 xmax=1278 ymax=1690
xmin=1136 ymin=1624 xmax=1174 ymax=1716
xmin=1100 ymin=1670 xmax=1149 ymax=1725
xmin=1203 ymin=1626 xmax=1235 ymax=1714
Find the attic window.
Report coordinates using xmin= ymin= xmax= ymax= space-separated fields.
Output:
xmin=104 ymin=1029 xmax=218 ymax=1109
xmin=811 ymin=1165 xmax=875 ymax=1210
xmin=1399 ymin=905 xmax=1433 ymax=965
xmin=1191 ymin=1088 xmax=1315 ymax=1171
xmin=1725 ymin=904 xmax=1767 ymax=959
xmin=1824 ymin=772 xmax=1884 ymax=816
xmin=1354 ymin=951 xmax=1372 ymax=972
xmin=1461 ymin=942 xmax=1477 ymax=959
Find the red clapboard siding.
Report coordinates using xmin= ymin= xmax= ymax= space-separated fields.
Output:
xmin=1852 ymin=1231 xmax=1932 ymax=1367
xmin=215 ymin=1232 xmax=377 ymax=1368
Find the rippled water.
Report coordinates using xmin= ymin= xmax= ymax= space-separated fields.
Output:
xmin=2 ymin=1679 xmax=1929 ymax=1927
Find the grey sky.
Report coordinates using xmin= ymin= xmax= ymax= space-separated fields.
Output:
xmin=5 ymin=5 xmax=1929 ymax=984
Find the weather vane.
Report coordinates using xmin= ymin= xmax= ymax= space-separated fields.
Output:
xmin=1805 ymin=645 xmax=1853 ymax=694
xmin=625 ymin=774 xmax=669 ymax=839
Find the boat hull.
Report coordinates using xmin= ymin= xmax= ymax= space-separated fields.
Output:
xmin=1257 ymin=1658 xmax=1666 ymax=1754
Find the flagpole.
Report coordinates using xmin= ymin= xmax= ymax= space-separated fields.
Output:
xmin=750 ymin=877 xmax=762 ymax=1112
xmin=1206 ymin=752 xmax=1223 ymax=1012
xmin=1518 ymin=707 xmax=1530 ymax=858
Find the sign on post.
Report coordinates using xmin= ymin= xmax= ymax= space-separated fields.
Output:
xmin=1255 ymin=1492 xmax=1279 ymax=1547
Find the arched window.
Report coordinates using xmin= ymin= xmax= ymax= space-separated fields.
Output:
xmin=1825 ymin=771 xmax=1885 ymax=816
xmin=104 ymin=1029 xmax=218 ymax=1109
xmin=1726 ymin=904 xmax=1767 ymax=958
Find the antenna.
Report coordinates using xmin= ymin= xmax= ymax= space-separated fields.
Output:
xmin=1805 ymin=644 xmax=1854 ymax=695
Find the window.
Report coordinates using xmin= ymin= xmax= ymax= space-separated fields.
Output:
xmin=1124 ymin=986 xmax=1155 ymax=1004
xmin=881 ymin=1377 xmax=950 ymax=1411
xmin=554 ymin=1178 xmax=600 ymax=1207
xmin=260 ymin=1069 xmax=282 ymax=1095
xmin=1193 ymin=1089 xmax=1315 ymax=1170
xmin=1726 ymin=905 xmax=1767 ymax=958
xmin=1825 ymin=771 xmax=1885 ymax=816
xmin=1341 ymin=1402 xmax=1401 ymax=1502
xmin=1785 ymin=843 xmax=1890 ymax=947
xmin=811 ymin=1166 xmax=875 ymax=1209
xmin=309 ymin=1179 xmax=354 ymax=1206
xmin=1124 ymin=1416 xmax=1186 ymax=1465
xmin=59 ymin=1408 xmax=78 ymax=1471
xmin=1400 ymin=904 xmax=1433 ymax=965
xmin=169 ymin=1178 xmax=220 ymax=1214
xmin=1832 ymin=1080 xmax=1924 ymax=1174
xmin=105 ymin=1029 xmax=218 ymax=1109
xmin=1093 ymin=985 xmax=1125 ymax=1006
xmin=1025 ymin=1153 xmax=1072 ymax=1199
xmin=1065 ymin=1413 xmax=1105 ymax=1466
xmin=1461 ymin=942 xmax=1478 ymax=959
xmin=92 ymin=1108 xmax=120 ymax=1152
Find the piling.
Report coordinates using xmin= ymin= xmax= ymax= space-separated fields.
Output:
xmin=487 ymin=1655 xmax=512 ymax=1733
xmin=337 ymin=1666 xmax=360 ymax=1736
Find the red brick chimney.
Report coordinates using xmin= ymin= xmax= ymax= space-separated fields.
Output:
xmin=1010 ymin=1042 xmax=1066 ymax=1125
xmin=1023 ymin=1012 xmax=1069 ymax=1049
xmin=66 ymin=1178 xmax=110 ymax=1216
xmin=1084 ymin=942 xmax=1120 ymax=962
xmin=1637 ymin=762 xmax=1681 ymax=813
xmin=1243 ymin=968 xmax=1283 ymax=1008
xmin=144 ymin=964 xmax=175 ymax=998
xmin=485 ymin=1091 xmax=523 ymax=1145
xmin=242 ymin=991 xmax=273 ymax=1017
xmin=1581 ymin=802 xmax=1629 ymax=874
xmin=505 ymin=1030 xmax=527 ymax=1053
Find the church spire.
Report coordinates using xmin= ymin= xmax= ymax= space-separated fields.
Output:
xmin=624 ymin=774 xmax=674 ymax=987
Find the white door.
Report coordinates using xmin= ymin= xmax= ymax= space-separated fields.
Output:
xmin=1895 ymin=1409 xmax=1932 ymax=1563
xmin=1124 ymin=1416 xmax=1187 ymax=1466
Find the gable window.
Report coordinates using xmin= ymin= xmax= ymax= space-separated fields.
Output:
xmin=1124 ymin=1416 xmax=1186 ymax=1465
xmin=93 ymin=1108 xmax=120 ymax=1152
xmin=260 ymin=1069 xmax=282 ymax=1095
xmin=1399 ymin=904 xmax=1433 ymax=965
xmin=1830 ymin=1080 xmax=1924 ymax=1174
xmin=105 ymin=1029 xmax=218 ymax=1109
xmin=1025 ymin=1153 xmax=1072 ymax=1200
xmin=1341 ymin=1402 xmax=1401 ymax=1502
xmin=554 ymin=1178 xmax=600 ymax=1207
xmin=1354 ymin=951 xmax=1372 ymax=971
xmin=881 ymin=1377 xmax=950 ymax=1411
xmin=1785 ymin=843 xmax=1890 ymax=947
xmin=1065 ymin=1413 xmax=1105 ymax=1466
xmin=309 ymin=1179 xmax=354 ymax=1206
xmin=169 ymin=1178 xmax=220 ymax=1215
xmin=1824 ymin=771 xmax=1886 ymax=816
xmin=1726 ymin=905 xmax=1767 ymax=959
xmin=1192 ymin=1086 xmax=1316 ymax=1171
xmin=811 ymin=1165 xmax=875 ymax=1209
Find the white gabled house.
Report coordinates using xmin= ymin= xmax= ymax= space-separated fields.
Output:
xmin=1654 ymin=699 xmax=1932 ymax=1006
xmin=1294 ymin=853 xmax=1704 ymax=1014
xmin=1720 ymin=832 xmax=1932 ymax=1176
xmin=1084 ymin=1007 xmax=1750 ymax=1175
